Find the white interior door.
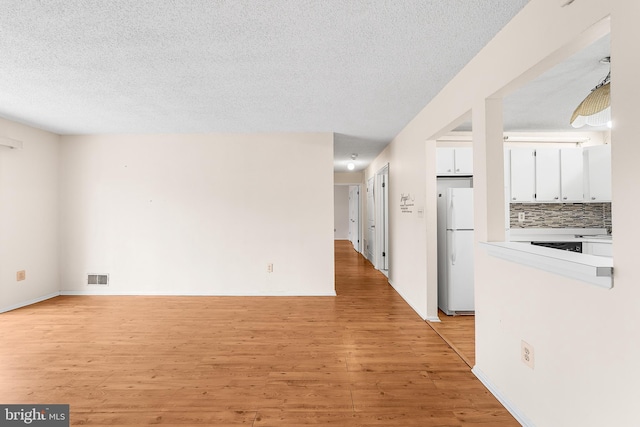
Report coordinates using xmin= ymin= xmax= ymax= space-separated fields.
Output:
xmin=375 ymin=165 xmax=389 ymax=272
xmin=348 ymin=185 xmax=360 ymax=252
xmin=380 ymin=172 xmax=389 ymax=270
xmin=366 ymin=177 xmax=375 ymax=262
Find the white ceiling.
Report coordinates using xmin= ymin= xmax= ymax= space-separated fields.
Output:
xmin=455 ymin=35 xmax=611 ymax=133
xmin=503 ymin=35 xmax=610 ymax=132
xmin=0 ymin=1 xmax=534 ymax=172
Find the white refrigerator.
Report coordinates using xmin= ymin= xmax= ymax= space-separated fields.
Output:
xmin=437 ymin=183 xmax=475 ymax=315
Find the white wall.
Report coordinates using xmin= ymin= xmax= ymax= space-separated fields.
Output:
xmin=333 ymin=172 xmax=364 ymax=185
xmin=0 ymin=118 xmax=60 ymax=312
xmin=59 ymin=133 xmax=335 ymax=296
xmin=333 ymin=185 xmax=349 ymax=239
xmin=369 ymin=0 xmax=639 ymax=424
xmin=366 ymin=138 xmax=428 ymax=319
xmin=471 ymin=4 xmax=633 ymax=426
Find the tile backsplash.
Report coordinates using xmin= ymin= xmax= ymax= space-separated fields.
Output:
xmin=510 ymin=203 xmax=612 ymax=234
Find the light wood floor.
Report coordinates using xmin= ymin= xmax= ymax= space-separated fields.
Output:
xmin=0 ymin=241 xmax=517 ymax=426
xmin=428 ymin=311 xmax=476 ymax=368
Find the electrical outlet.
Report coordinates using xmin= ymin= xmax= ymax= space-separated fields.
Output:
xmin=521 ymin=340 xmax=534 ymax=369
xmin=267 ymin=263 xmax=273 ymax=273
xmin=518 ymin=212 xmax=525 ymax=223
xmin=16 ymin=270 xmax=26 ymax=281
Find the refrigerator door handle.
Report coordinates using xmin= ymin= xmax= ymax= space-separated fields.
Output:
xmin=451 ymin=230 xmax=457 ymax=265
xmin=449 ymin=195 xmax=456 ymax=231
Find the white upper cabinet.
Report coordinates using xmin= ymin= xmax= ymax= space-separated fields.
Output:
xmin=509 ymin=148 xmax=536 ymax=202
xmin=454 ymin=147 xmax=473 ymax=174
xmin=436 ymin=147 xmax=456 ymax=174
xmin=560 ymin=147 xmax=584 ymax=202
xmin=584 ymin=145 xmax=612 ymax=202
xmin=535 ymin=148 xmax=561 ymax=202
xmin=436 ymin=147 xmax=473 ymax=175
xmin=506 ymin=143 xmax=611 ymax=204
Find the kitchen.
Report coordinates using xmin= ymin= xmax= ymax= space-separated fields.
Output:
xmin=430 ymin=34 xmax=614 ymax=365
xmin=432 ymin=134 xmax=613 ymax=366
xmin=435 ymin=28 xmax=613 ymax=305
xmin=506 ymin=138 xmax=612 ymax=251
xmin=436 ymin=134 xmax=613 ymax=306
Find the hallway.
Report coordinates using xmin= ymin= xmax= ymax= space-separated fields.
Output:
xmin=0 ymin=241 xmax=517 ymax=426
xmin=332 ymin=240 xmax=516 ymax=425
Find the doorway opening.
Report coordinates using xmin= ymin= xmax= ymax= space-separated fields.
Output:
xmin=427 ymin=33 xmax=612 ymax=369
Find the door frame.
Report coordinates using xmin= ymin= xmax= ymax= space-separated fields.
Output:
xmin=375 ymin=164 xmax=389 ymax=275
xmin=348 ymin=184 xmax=362 ymax=253
xmin=365 ymin=177 xmax=375 ymax=262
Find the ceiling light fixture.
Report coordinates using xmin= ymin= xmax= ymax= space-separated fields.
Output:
xmin=570 ymin=57 xmax=611 ymax=128
xmin=347 ymin=153 xmax=358 ymax=171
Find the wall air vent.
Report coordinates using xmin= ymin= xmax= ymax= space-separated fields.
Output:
xmin=87 ymin=274 xmax=109 ymax=285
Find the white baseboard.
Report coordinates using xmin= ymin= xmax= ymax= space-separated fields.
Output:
xmin=2 ymin=290 xmax=339 ymax=312
xmin=426 ymin=316 xmax=441 ymax=322
xmin=387 ymin=279 xmax=427 ymax=320
xmin=472 ymin=366 xmax=534 ymax=427
xmin=0 ymin=292 xmax=60 ymax=314
xmin=60 ymin=290 xmax=337 ymax=297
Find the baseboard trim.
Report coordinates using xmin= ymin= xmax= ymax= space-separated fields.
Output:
xmin=472 ymin=366 xmax=534 ymax=427
xmin=387 ymin=279 xmax=427 ymax=320
xmin=0 ymin=292 xmax=60 ymax=314
xmin=60 ymin=290 xmax=338 ymax=297
xmin=426 ymin=316 xmax=441 ymax=322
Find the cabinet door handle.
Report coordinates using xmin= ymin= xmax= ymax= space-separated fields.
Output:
xmin=447 ymin=169 xmax=452 ymax=172
xmin=512 ymin=197 xmax=516 ymax=201
xmin=591 ymin=197 xmax=596 ymax=200
xmin=455 ymin=168 xmax=460 ymax=172
xmin=554 ymin=196 xmax=559 ymax=200
xmin=563 ymin=197 xmax=568 ymax=200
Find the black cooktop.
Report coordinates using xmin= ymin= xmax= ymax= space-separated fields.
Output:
xmin=531 ymin=241 xmax=583 ymax=253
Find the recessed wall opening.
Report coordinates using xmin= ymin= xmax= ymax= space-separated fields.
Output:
xmin=495 ymin=32 xmax=614 ymax=286
xmin=427 ymin=30 xmax=614 ymax=367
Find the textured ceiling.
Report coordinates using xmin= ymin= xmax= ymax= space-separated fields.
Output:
xmin=0 ymin=1 xmax=531 ymax=171
xmin=456 ymin=35 xmax=611 ymax=133
xmin=503 ymin=35 xmax=610 ymax=132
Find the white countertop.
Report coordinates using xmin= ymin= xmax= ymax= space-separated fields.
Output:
xmin=481 ymin=241 xmax=613 ymax=289
xmin=483 ymin=228 xmax=614 ymax=289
